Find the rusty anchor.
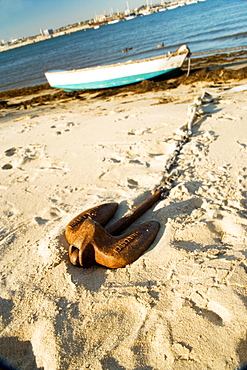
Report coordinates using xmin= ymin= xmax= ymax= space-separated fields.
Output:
xmin=64 ymin=91 xmax=201 ymax=269
xmin=65 ymin=188 xmax=167 ymax=268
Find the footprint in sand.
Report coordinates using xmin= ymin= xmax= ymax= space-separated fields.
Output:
xmin=238 ymin=167 xmax=247 ymax=208
xmin=32 ymin=319 xmax=59 ymax=370
xmin=237 ymin=140 xmax=247 ymax=149
xmin=2 ymin=164 xmax=13 ymax=170
xmin=1 ymin=147 xmax=17 ymax=169
xmin=51 ymin=121 xmax=75 ymax=135
xmin=217 ymin=112 xmax=241 ymax=121
xmin=34 ymin=206 xmax=64 ymax=225
xmin=127 ymin=178 xmax=139 ymax=188
xmin=5 ymin=147 xmax=17 ymax=157
xmin=186 ymin=298 xmax=230 ymax=326
xmin=79 ymin=297 xmax=149 ymax=367
xmin=14 ymin=115 xmax=38 ymax=133
xmin=128 ymin=128 xmax=152 ymax=135
xmin=1 ymin=145 xmax=48 ymax=171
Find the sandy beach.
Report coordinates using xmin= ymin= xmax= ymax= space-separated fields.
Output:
xmin=1 ymin=54 xmax=247 ymax=369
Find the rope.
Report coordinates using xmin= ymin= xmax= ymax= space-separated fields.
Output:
xmin=204 ymin=83 xmax=247 ymax=96
xmin=187 ymin=57 xmax=191 ymax=77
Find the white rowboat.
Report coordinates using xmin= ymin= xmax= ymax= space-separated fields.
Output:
xmin=45 ymin=45 xmax=190 ymax=91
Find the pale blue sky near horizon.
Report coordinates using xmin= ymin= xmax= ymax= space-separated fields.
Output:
xmin=0 ymin=0 xmax=153 ymax=41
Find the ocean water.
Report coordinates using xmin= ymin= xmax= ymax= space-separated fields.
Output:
xmin=0 ymin=0 xmax=247 ymax=92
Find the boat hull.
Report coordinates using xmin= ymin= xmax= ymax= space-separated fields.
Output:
xmin=48 ymin=67 xmax=180 ymax=90
xmin=45 ymin=46 xmax=189 ymax=91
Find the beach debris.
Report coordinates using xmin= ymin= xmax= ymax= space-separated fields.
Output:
xmin=204 ymin=83 xmax=247 ymax=96
xmin=176 ymin=91 xmax=207 ymax=136
xmin=65 ymin=189 xmax=166 ymax=268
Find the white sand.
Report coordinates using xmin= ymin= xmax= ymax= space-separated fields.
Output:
xmin=1 ymin=80 xmax=247 ymax=370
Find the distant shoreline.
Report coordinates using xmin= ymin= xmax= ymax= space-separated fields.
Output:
xmin=0 ymin=24 xmax=90 ymax=53
xmin=0 ymin=0 xmax=207 ymax=53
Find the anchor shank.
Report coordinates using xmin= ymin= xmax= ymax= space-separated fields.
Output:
xmin=106 ymin=189 xmax=162 ymax=236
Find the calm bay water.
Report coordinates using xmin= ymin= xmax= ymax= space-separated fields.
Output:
xmin=1 ymin=0 xmax=247 ymax=92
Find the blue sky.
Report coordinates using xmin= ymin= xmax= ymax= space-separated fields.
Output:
xmin=0 ymin=0 xmax=149 ymax=41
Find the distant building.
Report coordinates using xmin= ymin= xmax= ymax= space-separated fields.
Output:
xmin=40 ymin=29 xmax=54 ymax=37
xmin=1 ymin=39 xmax=7 ymax=46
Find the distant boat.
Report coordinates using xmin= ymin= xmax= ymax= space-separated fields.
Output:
xmin=108 ymin=19 xmax=120 ymax=25
xmin=45 ymin=45 xmax=190 ymax=91
xmin=167 ymin=4 xmax=180 ymax=10
xmin=139 ymin=5 xmax=152 ymax=15
xmin=125 ymin=13 xmax=136 ymax=20
xmin=125 ymin=1 xmax=136 ymax=20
